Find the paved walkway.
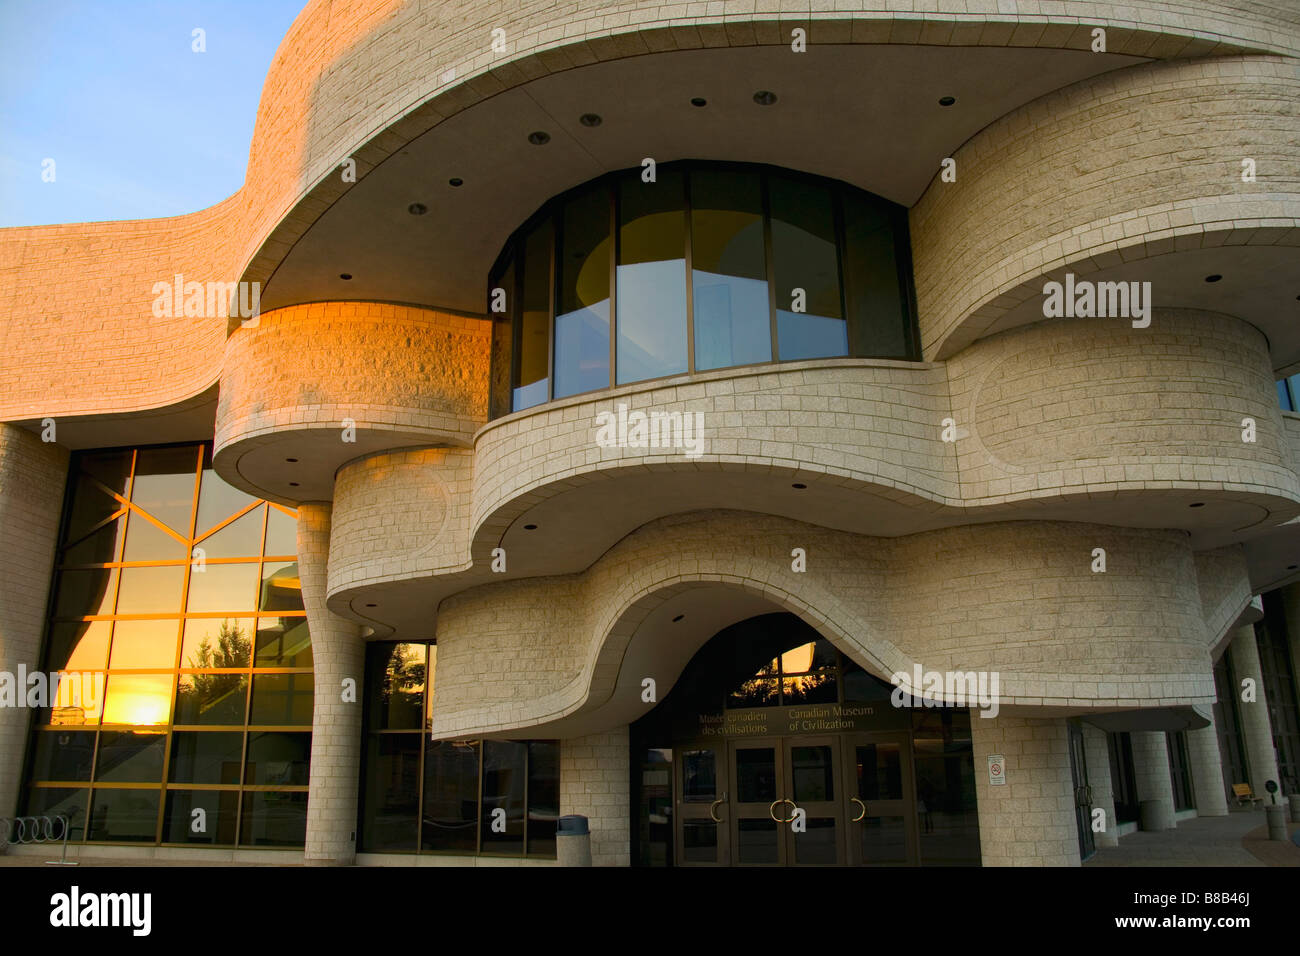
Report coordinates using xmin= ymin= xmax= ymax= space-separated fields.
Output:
xmin=1085 ymin=808 xmax=1300 ymax=867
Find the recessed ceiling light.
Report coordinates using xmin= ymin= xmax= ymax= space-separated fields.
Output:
xmin=792 ymin=482 xmax=807 ymax=489
xmin=939 ymin=96 xmax=956 ymax=107
xmin=672 ymin=614 xmax=685 ymax=623
xmin=579 ymin=113 xmax=602 ymax=127
xmin=1189 ymin=502 xmax=1205 ymax=508
xmin=285 ymin=458 xmax=298 ymax=463
xmin=1289 ymin=565 xmax=1298 ymax=571
xmin=289 ymin=481 xmax=299 ymax=487
xmin=527 ymin=131 xmax=550 ymax=145
xmin=365 ymin=603 xmax=377 ymax=608
xmin=339 ymin=273 xmax=352 ymax=280
xmin=448 ymin=177 xmax=463 ymax=187
xmin=753 ymin=90 xmax=777 ymax=106
xmin=1205 ymin=274 xmax=1223 ymax=283
xmin=408 ymin=202 xmax=428 ymax=215
xmin=690 ymin=97 xmax=707 ymax=107
xmin=524 ymin=523 xmax=538 ymax=530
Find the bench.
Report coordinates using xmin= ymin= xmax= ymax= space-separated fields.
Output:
xmin=1232 ymin=783 xmax=1263 ymax=808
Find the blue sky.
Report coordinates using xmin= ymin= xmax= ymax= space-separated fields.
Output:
xmin=0 ymin=0 xmax=307 ymax=227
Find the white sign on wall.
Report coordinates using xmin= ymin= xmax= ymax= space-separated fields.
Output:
xmin=987 ymin=754 xmax=1006 ymax=786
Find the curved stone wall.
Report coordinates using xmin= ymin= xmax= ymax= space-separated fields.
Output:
xmin=910 ymin=55 xmax=1300 ymax=358
xmin=429 ymin=511 xmax=1221 ymax=738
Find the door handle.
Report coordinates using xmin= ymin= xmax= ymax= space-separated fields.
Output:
xmin=850 ymin=797 xmax=866 ymax=822
xmin=710 ymin=792 xmax=727 ymax=824
xmin=769 ymin=800 xmax=783 ymax=822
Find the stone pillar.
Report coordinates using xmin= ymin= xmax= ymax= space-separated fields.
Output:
xmin=1228 ymin=624 xmax=1282 ymax=802
xmin=0 ymin=424 xmax=68 ymax=822
xmin=970 ymin=715 xmax=1080 ymax=866
xmin=1130 ymin=731 xmax=1176 ymax=829
xmin=559 ymin=727 xmax=630 ymax=866
xmin=1187 ymin=710 xmax=1229 ymax=817
xmin=1081 ymin=723 xmax=1119 ymax=848
xmin=299 ymin=503 xmax=364 ymax=865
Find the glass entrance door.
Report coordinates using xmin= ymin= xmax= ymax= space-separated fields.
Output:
xmin=730 ymin=738 xmax=783 ymax=865
xmin=674 ymin=742 xmax=728 ymax=865
xmin=844 ymin=731 xmax=918 ymax=865
xmin=784 ymin=736 xmax=844 ymax=865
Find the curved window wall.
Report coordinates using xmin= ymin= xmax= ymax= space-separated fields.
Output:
xmin=489 ymin=162 xmax=919 ymax=418
xmin=21 ymin=444 xmax=312 ymax=848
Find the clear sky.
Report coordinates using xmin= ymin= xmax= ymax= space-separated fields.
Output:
xmin=0 ymin=0 xmax=307 ymax=227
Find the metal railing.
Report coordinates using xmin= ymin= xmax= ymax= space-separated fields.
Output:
xmin=0 ymin=814 xmax=79 ymax=865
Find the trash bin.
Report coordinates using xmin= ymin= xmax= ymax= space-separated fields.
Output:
xmin=1289 ymin=792 xmax=1300 ymax=824
xmin=1266 ymin=804 xmax=1288 ymax=841
xmin=556 ymin=814 xmax=591 ymax=867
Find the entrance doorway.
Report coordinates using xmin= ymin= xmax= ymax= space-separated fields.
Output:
xmin=674 ymin=731 xmax=918 ymax=866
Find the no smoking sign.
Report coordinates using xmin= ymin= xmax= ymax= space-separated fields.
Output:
xmin=987 ymin=754 xmax=1006 ymax=786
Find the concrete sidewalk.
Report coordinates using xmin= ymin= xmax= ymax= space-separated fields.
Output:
xmin=1085 ymin=808 xmax=1300 ymax=867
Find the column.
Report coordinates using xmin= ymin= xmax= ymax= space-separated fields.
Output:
xmin=560 ymin=727 xmax=630 ymax=866
xmin=1130 ymin=730 xmax=1176 ymax=829
xmin=970 ymin=715 xmax=1080 ymax=866
xmin=0 ymin=424 xmax=68 ymax=822
xmin=1186 ymin=710 xmax=1229 ymax=817
xmin=1228 ymin=624 xmax=1282 ymax=802
xmin=298 ymin=503 xmax=365 ymax=865
xmin=1081 ymin=723 xmax=1119 ymax=848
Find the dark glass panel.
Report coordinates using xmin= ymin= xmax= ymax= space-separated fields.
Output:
xmin=681 ymin=819 xmax=718 ymax=863
xmin=258 ymin=561 xmax=303 ymax=612
xmin=790 ymin=745 xmax=834 ymax=801
xmin=101 ymin=673 xmax=173 ymax=726
xmin=681 ymin=748 xmax=716 ymax=802
xmin=480 ymin=740 xmax=526 ymax=854
xmin=736 ymin=818 xmax=778 ymax=864
xmin=45 ymin=620 xmax=111 ymax=671
xmin=180 ymin=618 xmax=253 ymax=669
xmin=121 ymin=509 xmax=187 ymax=562
xmin=770 ymin=175 xmax=846 ymax=360
xmin=130 ymin=445 xmax=198 ymax=533
xmin=169 ymin=731 xmax=243 ymax=784
xmin=513 ymin=218 xmax=551 ymax=410
xmin=859 ymin=815 xmax=907 ymax=864
xmin=21 ymin=787 xmax=88 ymax=836
xmin=913 ymin=735 xmax=980 ymax=865
xmin=855 ymin=742 xmax=902 ymax=800
xmin=53 ymin=567 xmax=118 ymax=618
xmin=1279 ymin=379 xmax=1293 ymax=412
xmin=63 ymin=452 xmax=131 ymax=544
xmin=63 ymin=515 xmax=124 ymax=565
xmin=164 ymin=789 xmax=239 ymax=845
xmin=489 ymin=258 xmax=516 ymax=420
xmin=195 ymin=463 xmax=259 ymax=538
xmin=183 ymin=562 xmax=256 ymax=614
xmin=422 ymin=739 xmax=480 ymax=853
xmin=94 ymin=730 xmax=165 ymax=783
xmin=239 ymin=790 xmax=307 ymax=846
xmin=842 ymin=656 xmax=897 ymax=703
xmin=781 ymin=672 xmax=837 ymax=705
xmin=728 ymin=676 xmax=780 ymax=709
xmin=245 ymin=731 xmax=311 ymax=786
xmin=554 ymin=185 xmax=611 ymax=398
xmin=527 ymin=741 xmax=559 ymax=857
xmin=360 ymin=734 xmax=420 ymax=852
xmin=794 ymin=817 xmax=838 ymax=864
xmin=263 ymin=506 xmax=297 ymax=556
xmin=195 ymin=508 xmax=263 ymax=559
xmin=690 ymin=168 xmax=770 ymax=371
xmin=254 ymin=617 xmax=312 ymax=668
xmin=248 ymin=674 xmax=313 ymax=726
xmin=29 ymin=730 xmax=96 ymax=781
xmin=107 ymin=619 xmax=180 ymax=669
xmin=87 ymin=788 xmax=160 ymax=842
xmin=364 ymin=643 xmax=427 ymax=731
xmin=842 ymin=192 xmax=910 ymax=358
xmin=736 ymin=747 xmax=777 ymax=803
xmin=616 ymin=170 xmax=687 ymax=383
xmin=115 ymin=565 xmax=184 ymax=615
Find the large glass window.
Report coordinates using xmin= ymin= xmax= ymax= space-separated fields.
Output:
xmin=488 ymin=161 xmax=918 ymax=416
xmin=21 ymin=444 xmax=312 ymax=848
xmin=357 ymin=641 xmax=559 ymax=858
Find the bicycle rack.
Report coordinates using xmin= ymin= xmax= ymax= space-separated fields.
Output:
xmin=0 ymin=814 xmax=79 ymax=865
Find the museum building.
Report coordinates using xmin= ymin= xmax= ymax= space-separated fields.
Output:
xmin=2 ymin=0 xmax=1300 ymax=866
